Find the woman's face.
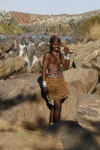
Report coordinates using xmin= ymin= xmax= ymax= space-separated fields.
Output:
xmin=51 ymin=42 xmax=60 ymax=52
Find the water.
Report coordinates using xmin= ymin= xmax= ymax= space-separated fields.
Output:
xmin=0 ymin=34 xmax=8 ymax=40
xmin=32 ymin=34 xmax=50 ymax=39
xmin=0 ymin=34 xmax=77 ymax=43
xmin=31 ymin=34 xmax=76 ymax=41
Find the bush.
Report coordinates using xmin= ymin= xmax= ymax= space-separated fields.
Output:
xmin=89 ymin=23 xmax=100 ymax=40
xmin=0 ymin=26 xmax=5 ymax=33
xmin=20 ymin=25 xmax=34 ymax=33
xmin=74 ymin=14 xmax=100 ymax=39
xmin=0 ymin=23 xmax=23 ymax=34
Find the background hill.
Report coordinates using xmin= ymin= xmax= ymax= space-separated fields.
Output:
xmin=0 ymin=10 xmax=100 ymax=39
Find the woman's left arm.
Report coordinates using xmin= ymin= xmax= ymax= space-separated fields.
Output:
xmin=62 ymin=55 xmax=70 ymax=70
xmin=61 ymin=47 xmax=70 ymax=70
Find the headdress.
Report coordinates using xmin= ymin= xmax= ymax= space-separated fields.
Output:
xmin=50 ymin=35 xmax=61 ymax=43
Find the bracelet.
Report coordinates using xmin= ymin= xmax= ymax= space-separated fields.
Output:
xmin=42 ymin=81 xmax=47 ymax=87
xmin=66 ymin=53 xmax=70 ymax=60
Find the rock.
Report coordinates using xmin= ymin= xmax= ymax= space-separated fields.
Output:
xmin=0 ymin=73 xmax=79 ymax=127
xmin=78 ymin=93 xmax=100 ymax=120
xmin=0 ymin=60 xmax=4 ymax=68
xmin=31 ymin=61 xmax=42 ymax=73
xmin=70 ymin=40 xmax=100 ymax=69
xmin=76 ymin=93 xmax=100 ymax=135
xmin=63 ymin=68 xmax=98 ymax=94
xmin=61 ymin=82 xmax=79 ymax=120
xmin=0 ymin=56 xmax=25 ymax=79
xmin=0 ymin=56 xmax=26 ymax=79
xmin=32 ymin=38 xmax=39 ymax=46
xmin=43 ymin=120 xmax=100 ymax=150
xmin=94 ymin=83 xmax=100 ymax=96
xmin=92 ymin=59 xmax=100 ymax=72
xmin=22 ymin=37 xmax=30 ymax=45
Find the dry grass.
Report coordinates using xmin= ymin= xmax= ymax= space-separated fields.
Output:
xmin=89 ymin=23 xmax=100 ymax=40
xmin=0 ymin=26 xmax=5 ymax=33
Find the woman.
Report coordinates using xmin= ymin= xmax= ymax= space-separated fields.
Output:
xmin=42 ymin=35 xmax=70 ymax=126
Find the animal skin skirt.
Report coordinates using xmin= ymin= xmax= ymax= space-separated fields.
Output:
xmin=46 ymin=71 xmax=69 ymax=105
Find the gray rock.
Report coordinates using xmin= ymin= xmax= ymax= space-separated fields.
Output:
xmin=44 ymin=121 xmax=100 ymax=150
xmin=0 ymin=73 xmax=78 ymax=127
xmin=63 ymin=68 xmax=98 ymax=94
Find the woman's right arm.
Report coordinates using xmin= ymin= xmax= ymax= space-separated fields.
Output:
xmin=42 ymin=52 xmax=49 ymax=93
xmin=42 ymin=52 xmax=49 ymax=81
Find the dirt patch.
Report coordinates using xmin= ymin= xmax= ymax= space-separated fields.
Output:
xmin=0 ymin=119 xmax=63 ymax=150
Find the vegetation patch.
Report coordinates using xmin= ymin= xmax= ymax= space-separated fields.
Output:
xmin=74 ymin=14 xmax=100 ymax=40
xmin=0 ymin=23 xmax=23 ymax=34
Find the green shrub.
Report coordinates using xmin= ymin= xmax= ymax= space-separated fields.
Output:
xmin=0 ymin=26 xmax=5 ymax=33
xmin=20 ymin=25 xmax=34 ymax=33
xmin=0 ymin=23 xmax=23 ymax=34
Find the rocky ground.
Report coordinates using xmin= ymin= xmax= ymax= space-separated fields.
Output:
xmin=0 ymin=118 xmax=99 ymax=150
xmin=0 ymin=35 xmax=100 ymax=149
xmin=0 ymin=127 xmax=63 ymax=150
xmin=0 ymin=72 xmax=100 ymax=150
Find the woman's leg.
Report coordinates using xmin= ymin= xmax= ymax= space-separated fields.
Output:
xmin=54 ymin=99 xmax=62 ymax=123
xmin=49 ymin=106 xmax=54 ymax=126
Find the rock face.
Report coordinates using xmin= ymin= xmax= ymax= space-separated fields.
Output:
xmin=63 ymin=68 xmax=98 ymax=94
xmin=78 ymin=93 xmax=100 ymax=123
xmin=70 ymin=40 xmax=100 ymax=69
xmin=0 ymin=73 xmax=79 ymax=127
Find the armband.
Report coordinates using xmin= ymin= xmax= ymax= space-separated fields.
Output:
xmin=65 ymin=53 xmax=70 ymax=60
xmin=42 ymin=81 xmax=47 ymax=88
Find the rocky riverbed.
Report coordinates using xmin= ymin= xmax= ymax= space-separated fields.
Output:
xmin=0 ymin=34 xmax=100 ymax=149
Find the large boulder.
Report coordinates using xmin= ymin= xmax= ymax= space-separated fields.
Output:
xmin=0 ymin=56 xmax=26 ymax=79
xmin=70 ymin=40 xmax=100 ymax=69
xmin=0 ymin=73 xmax=79 ymax=127
xmin=77 ymin=93 xmax=100 ymax=125
xmin=63 ymin=68 xmax=98 ymax=94
xmin=43 ymin=121 xmax=100 ymax=150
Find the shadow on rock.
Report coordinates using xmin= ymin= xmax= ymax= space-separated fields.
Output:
xmin=22 ymin=117 xmax=48 ymax=131
xmin=43 ymin=120 xmax=100 ymax=150
xmin=0 ymin=93 xmax=37 ymax=110
xmin=90 ymin=120 xmax=100 ymax=133
xmin=0 ymin=145 xmax=3 ymax=150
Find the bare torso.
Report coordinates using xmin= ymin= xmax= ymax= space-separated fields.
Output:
xmin=42 ymin=46 xmax=69 ymax=82
xmin=47 ymin=51 xmax=62 ymax=73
